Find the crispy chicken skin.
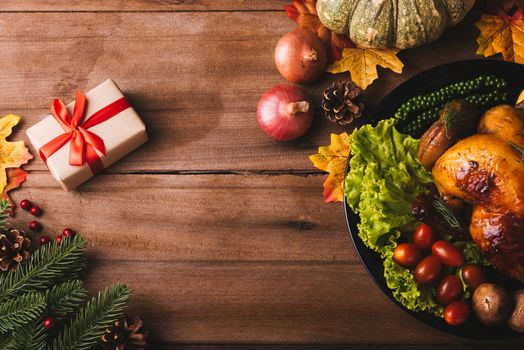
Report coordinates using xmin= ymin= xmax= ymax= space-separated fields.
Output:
xmin=432 ymin=105 xmax=524 ymax=283
xmin=470 ymin=206 xmax=524 ymax=283
xmin=478 ymin=105 xmax=524 ymax=148
xmin=432 ymin=134 xmax=524 ymax=215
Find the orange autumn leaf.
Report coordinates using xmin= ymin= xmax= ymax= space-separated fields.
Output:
xmin=309 ymin=132 xmax=351 ymax=202
xmin=476 ymin=4 xmax=524 ymax=64
xmin=0 ymin=114 xmax=32 ymax=201
xmin=1 ymin=168 xmax=28 ymax=206
xmin=327 ymin=47 xmax=404 ymax=90
xmin=284 ymin=0 xmax=354 ymax=62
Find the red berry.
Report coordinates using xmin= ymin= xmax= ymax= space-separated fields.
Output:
xmin=42 ymin=317 xmax=54 ymax=330
xmin=38 ymin=235 xmax=50 ymax=245
xmin=30 ymin=206 xmax=42 ymax=217
xmin=20 ymin=199 xmax=32 ymax=210
xmin=62 ymin=228 xmax=75 ymax=237
xmin=56 ymin=235 xmax=63 ymax=245
xmin=29 ymin=220 xmax=42 ymax=232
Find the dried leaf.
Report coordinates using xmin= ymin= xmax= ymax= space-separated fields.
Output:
xmin=0 ymin=114 xmax=32 ymax=199
xmin=1 ymin=168 xmax=28 ymax=206
xmin=327 ymin=47 xmax=404 ymax=90
xmin=476 ymin=2 xmax=524 ymax=63
xmin=309 ymin=133 xmax=351 ymax=202
xmin=284 ymin=0 xmax=354 ymax=62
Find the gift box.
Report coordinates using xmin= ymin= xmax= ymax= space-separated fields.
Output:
xmin=27 ymin=79 xmax=148 ymax=191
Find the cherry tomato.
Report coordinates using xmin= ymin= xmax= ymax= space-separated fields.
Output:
xmin=436 ymin=275 xmax=462 ymax=305
xmin=431 ymin=240 xmax=465 ymax=267
xmin=444 ymin=300 xmax=470 ymax=326
xmin=462 ymin=264 xmax=486 ymax=290
xmin=393 ymin=243 xmax=422 ymax=267
xmin=413 ymin=223 xmax=436 ymax=252
xmin=415 ymin=255 xmax=442 ymax=284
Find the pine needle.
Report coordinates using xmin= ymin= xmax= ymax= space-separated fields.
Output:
xmin=45 ymin=280 xmax=87 ymax=320
xmin=52 ymin=283 xmax=131 ymax=350
xmin=0 ymin=292 xmax=46 ymax=334
xmin=0 ymin=235 xmax=87 ymax=302
xmin=9 ymin=318 xmax=47 ymax=350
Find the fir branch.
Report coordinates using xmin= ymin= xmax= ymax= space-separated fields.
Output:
xmin=52 ymin=283 xmax=131 ymax=350
xmin=0 ymin=292 xmax=46 ymax=334
xmin=0 ymin=333 xmax=13 ymax=350
xmin=45 ymin=279 xmax=87 ymax=320
xmin=0 ymin=200 xmax=11 ymax=229
xmin=9 ymin=318 xmax=47 ymax=350
xmin=0 ymin=236 xmax=87 ymax=302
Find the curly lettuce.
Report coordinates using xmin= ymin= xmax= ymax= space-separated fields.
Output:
xmin=382 ymin=239 xmax=443 ymax=316
xmin=345 ymin=118 xmax=433 ymax=254
xmin=345 ymin=119 xmax=440 ymax=315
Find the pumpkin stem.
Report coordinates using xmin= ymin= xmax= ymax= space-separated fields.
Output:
xmin=286 ymin=101 xmax=310 ymax=117
xmin=508 ymin=5 xmax=519 ymax=17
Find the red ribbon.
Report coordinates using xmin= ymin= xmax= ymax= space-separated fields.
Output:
xmin=39 ymin=90 xmax=130 ymax=174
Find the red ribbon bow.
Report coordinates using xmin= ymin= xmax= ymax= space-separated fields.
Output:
xmin=39 ymin=90 xmax=130 ymax=174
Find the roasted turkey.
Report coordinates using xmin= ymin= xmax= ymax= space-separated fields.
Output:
xmin=432 ymin=105 xmax=524 ymax=283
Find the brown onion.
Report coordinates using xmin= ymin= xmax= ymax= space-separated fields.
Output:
xmin=274 ymin=28 xmax=327 ymax=83
xmin=257 ymin=84 xmax=313 ymax=141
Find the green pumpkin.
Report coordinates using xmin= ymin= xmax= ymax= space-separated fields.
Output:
xmin=316 ymin=0 xmax=475 ymax=49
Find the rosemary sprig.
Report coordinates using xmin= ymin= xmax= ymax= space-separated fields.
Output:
xmin=443 ymin=107 xmax=458 ymax=139
xmin=510 ymin=142 xmax=524 ymax=163
xmin=432 ymin=197 xmax=463 ymax=231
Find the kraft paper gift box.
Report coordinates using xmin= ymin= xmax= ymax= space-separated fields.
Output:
xmin=27 ymin=79 xmax=148 ymax=191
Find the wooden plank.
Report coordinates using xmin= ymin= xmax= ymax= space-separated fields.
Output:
xmin=84 ymin=260 xmax=506 ymax=344
xmin=1 ymin=11 xmax=481 ymax=172
xmin=153 ymin=346 xmax=524 ymax=350
xmin=10 ymin=172 xmax=355 ymax=262
xmin=0 ymin=1 xmax=286 ymax=12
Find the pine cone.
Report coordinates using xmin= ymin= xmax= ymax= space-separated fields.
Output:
xmin=322 ymin=81 xmax=364 ymax=125
xmin=0 ymin=229 xmax=31 ymax=271
xmin=100 ymin=316 xmax=149 ymax=350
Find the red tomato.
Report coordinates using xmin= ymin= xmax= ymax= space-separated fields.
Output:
xmin=462 ymin=264 xmax=486 ymax=290
xmin=436 ymin=275 xmax=462 ymax=305
xmin=393 ymin=243 xmax=422 ymax=267
xmin=415 ymin=255 xmax=442 ymax=284
xmin=444 ymin=300 xmax=471 ymax=326
xmin=431 ymin=240 xmax=465 ymax=267
xmin=413 ymin=223 xmax=435 ymax=252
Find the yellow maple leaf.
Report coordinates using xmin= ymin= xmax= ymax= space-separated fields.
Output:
xmin=326 ymin=47 xmax=404 ymax=90
xmin=309 ymin=132 xmax=351 ymax=202
xmin=476 ymin=14 xmax=524 ymax=63
xmin=0 ymin=114 xmax=32 ymax=197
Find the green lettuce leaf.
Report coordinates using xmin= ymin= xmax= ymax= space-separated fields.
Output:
xmin=454 ymin=241 xmax=490 ymax=267
xmin=383 ymin=240 xmax=443 ymax=316
xmin=345 ymin=119 xmax=441 ymax=315
xmin=345 ymin=118 xmax=433 ymax=254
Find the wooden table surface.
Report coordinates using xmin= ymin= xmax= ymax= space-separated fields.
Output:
xmin=2 ymin=1 xmax=522 ymax=349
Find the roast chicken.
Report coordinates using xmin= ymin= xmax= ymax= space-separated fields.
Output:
xmin=432 ymin=105 xmax=524 ymax=283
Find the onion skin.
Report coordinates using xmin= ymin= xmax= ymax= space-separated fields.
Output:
xmin=257 ymin=84 xmax=314 ymax=141
xmin=274 ymin=29 xmax=327 ymax=83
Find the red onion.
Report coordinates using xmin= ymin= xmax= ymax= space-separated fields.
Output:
xmin=257 ymin=84 xmax=314 ymax=141
xmin=274 ymin=28 xmax=327 ymax=83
